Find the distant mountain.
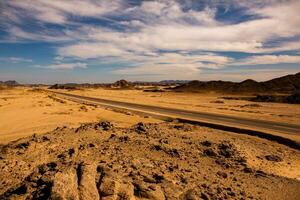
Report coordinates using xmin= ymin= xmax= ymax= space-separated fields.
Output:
xmin=111 ymin=80 xmax=134 ymax=89
xmin=262 ymin=72 xmax=300 ymax=93
xmin=0 ymin=80 xmax=20 ymax=86
xmin=132 ymin=80 xmax=187 ymax=86
xmin=49 ymin=83 xmax=79 ymax=90
xmin=173 ymin=72 xmax=300 ymax=94
xmin=159 ymin=80 xmax=190 ymax=84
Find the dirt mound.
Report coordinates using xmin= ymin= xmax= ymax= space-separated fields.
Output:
xmin=0 ymin=121 xmax=300 ymax=199
xmin=174 ymin=72 xmax=300 ymax=94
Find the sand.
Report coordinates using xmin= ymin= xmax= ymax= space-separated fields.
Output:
xmin=0 ymin=88 xmax=160 ymax=143
xmin=1 ymin=87 xmax=299 ymax=199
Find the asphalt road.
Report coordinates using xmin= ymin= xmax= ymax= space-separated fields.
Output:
xmin=51 ymin=91 xmax=300 ymax=136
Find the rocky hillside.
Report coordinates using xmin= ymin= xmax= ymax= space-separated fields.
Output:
xmin=174 ymin=72 xmax=300 ymax=94
xmin=0 ymin=121 xmax=299 ymax=199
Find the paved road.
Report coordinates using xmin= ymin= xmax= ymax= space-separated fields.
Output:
xmin=51 ymin=91 xmax=300 ymax=136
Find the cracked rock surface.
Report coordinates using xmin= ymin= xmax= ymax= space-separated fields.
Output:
xmin=0 ymin=121 xmax=299 ymax=200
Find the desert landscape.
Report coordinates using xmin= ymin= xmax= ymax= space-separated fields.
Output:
xmin=1 ymin=1 xmax=300 ymax=199
xmin=1 ymin=73 xmax=300 ymax=199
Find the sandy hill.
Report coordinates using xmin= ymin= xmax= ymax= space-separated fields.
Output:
xmin=174 ymin=72 xmax=300 ymax=94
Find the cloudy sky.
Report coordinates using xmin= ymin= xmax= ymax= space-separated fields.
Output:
xmin=0 ymin=0 xmax=300 ymax=83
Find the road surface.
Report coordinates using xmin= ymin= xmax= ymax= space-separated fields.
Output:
xmin=49 ymin=91 xmax=300 ymax=138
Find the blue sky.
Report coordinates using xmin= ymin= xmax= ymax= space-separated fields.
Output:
xmin=0 ymin=0 xmax=300 ymax=84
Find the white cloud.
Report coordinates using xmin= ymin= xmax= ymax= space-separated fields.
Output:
xmin=4 ymin=0 xmax=300 ymax=53
xmin=58 ymin=42 xmax=130 ymax=59
xmin=52 ymin=0 xmax=300 ymax=59
xmin=235 ymin=55 xmax=300 ymax=65
xmin=112 ymin=52 xmax=233 ymax=78
xmin=35 ymin=62 xmax=87 ymax=70
xmin=7 ymin=27 xmax=72 ymax=42
xmin=0 ymin=57 xmax=32 ymax=63
xmin=1 ymin=0 xmax=300 ymax=77
xmin=4 ymin=0 xmax=123 ymax=24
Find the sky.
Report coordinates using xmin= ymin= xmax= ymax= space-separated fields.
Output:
xmin=0 ymin=0 xmax=300 ymax=84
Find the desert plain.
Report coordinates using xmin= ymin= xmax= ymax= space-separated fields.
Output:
xmin=0 ymin=85 xmax=300 ymax=200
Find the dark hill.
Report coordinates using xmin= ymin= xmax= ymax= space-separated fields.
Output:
xmin=0 ymin=80 xmax=20 ymax=86
xmin=173 ymin=72 xmax=300 ymax=94
xmin=228 ymin=79 xmax=267 ymax=93
xmin=263 ymin=72 xmax=300 ymax=93
xmin=49 ymin=83 xmax=79 ymax=90
xmin=111 ymin=80 xmax=134 ymax=89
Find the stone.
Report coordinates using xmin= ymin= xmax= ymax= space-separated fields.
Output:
xmin=265 ymin=155 xmax=282 ymax=162
xmin=203 ymin=149 xmax=217 ymax=157
xmin=51 ymin=167 xmax=79 ymax=200
xmin=78 ymin=163 xmax=100 ymax=200
xmin=217 ymin=171 xmax=228 ymax=178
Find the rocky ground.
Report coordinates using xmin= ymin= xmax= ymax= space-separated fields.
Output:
xmin=0 ymin=121 xmax=299 ymax=200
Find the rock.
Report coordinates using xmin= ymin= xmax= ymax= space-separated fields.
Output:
xmin=115 ymin=182 xmax=135 ymax=200
xmin=42 ymin=136 xmax=50 ymax=142
xmin=218 ymin=142 xmax=235 ymax=158
xmin=51 ymin=167 xmax=79 ymax=200
xmin=167 ymin=148 xmax=180 ymax=158
xmin=16 ymin=142 xmax=30 ymax=149
xmin=201 ymin=140 xmax=212 ymax=147
xmin=95 ymin=121 xmax=113 ymax=131
xmin=88 ymin=143 xmax=95 ymax=148
xmin=215 ymin=159 xmax=231 ymax=168
xmin=152 ymin=145 xmax=163 ymax=151
xmin=79 ymin=105 xmax=88 ymax=112
xmin=255 ymin=170 xmax=268 ymax=177
xmin=119 ymin=136 xmax=130 ymax=142
xmin=243 ymin=167 xmax=254 ymax=173
xmin=133 ymin=182 xmax=165 ymax=200
xmin=47 ymin=162 xmax=57 ymax=171
xmin=99 ymin=175 xmax=120 ymax=198
xmin=78 ymin=163 xmax=100 ymax=200
xmin=227 ymin=190 xmax=235 ymax=196
xmin=203 ymin=148 xmax=217 ymax=157
xmin=75 ymin=123 xmax=93 ymax=133
xmin=134 ymin=122 xmax=147 ymax=133
xmin=153 ymin=174 xmax=164 ymax=183
xmin=143 ymin=175 xmax=157 ymax=184
xmin=68 ymin=148 xmax=76 ymax=157
xmin=217 ymin=171 xmax=228 ymax=178
xmin=109 ymin=134 xmax=116 ymax=139
xmin=174 ymin=124 xmax=192 ymax=131
xmin=265 ymin=155 xmax=282 ymax=162
xmin=201 ymin=192 xmax=210 ymax=200
xmin=179 ymin=189 xmax=198 ymax=200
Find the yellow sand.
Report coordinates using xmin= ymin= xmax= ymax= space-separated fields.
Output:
xmin=0 ymin=87 xmax=160 ymax=143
